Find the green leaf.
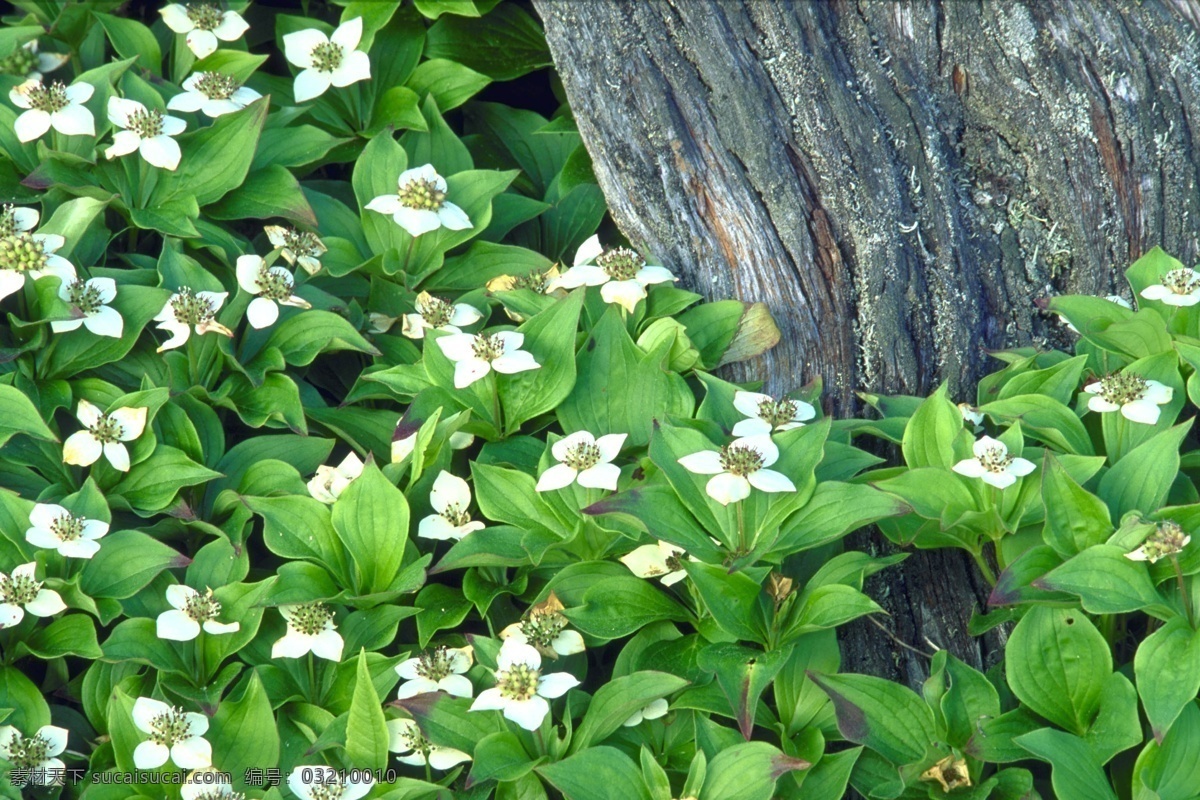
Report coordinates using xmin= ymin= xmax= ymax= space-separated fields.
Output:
xmin=95 ymin=13 xmax=161 ymax=75
xmin=0 ymin=384 xmax=56 ymax=448
xmin=0 ymin=666 xmax=50 ymax=732
xmin=1037 ymin=545 xmax=1166 ymax=615
xmin=242 ymin=495 xmax=346 ymax=576
xmin=41 ymin=285 xmax=172 ymax=379
xmin=570 ymin=672 xmax=690 ymax=752
xmin=1005 ymin=607 xmax=1111 ymax=735
xmin=205 ymin=164 xmax=318 ymax=227
xmin=1041 ymin=452 xmax=1112 ymax=557
xmin=684 ymin=562 xmax=765 ymax=644
xmin=415 ymin=584 xmax=472 ymax=648
xmin=407 ymin=58 xmax=492 ymax=110
xmin=467 ymin=731 xmax=539 ymax=787
xmin=263 ymin=310 xmax=380 ymax=367
xmin=978 ymin=394 xmax=1093 ymax=455
xmin=471 ymin=462 xmax=570 ymax=541
xmin=209 ymin=671 xmax=280 ymax=792
xmin=701 ymin=742 xmax=810 ymax=800
xmin=251 ymin=125 xmax=351 ymax=170
xmin=676 ymin=300 xmax=780 ymax=369
xmin=21 ymin=614 xmax=102 ymax=659
xmin=1097 ymin=419 xmax=1192 ymax=519
xmin=346 ymin=650 xmax=390 ymax=770
xmin=769 ymin=481 xmax=909 ymax=556
xmin=332 ymin=463 xmax=410 ymax=594
xmin=108 ymin=444 xmax=222 ymax=513
xmin=1134 ymin=617 xmax=1200 ymax=742
xmin=100 ymin=618 xmax=190 ymax=674
xmin=1013 ymin=729 xmax=1118 ymax=800
xmin=499 ymin=289 xmax=584 ymax=431
xmin=151 ymin=96 xmax=269 ymax=207
xmin=697 ymin=643 xmax=790 ymax=740
xmin=901 ymin=384 xmax=966 ymax=468
xmin=1134 ymin=700 xmax=1200 ymax=800
xmin=538 ymin=746 xmax=652 ymax=800
xmin=80 ymin=530 xmax=184 ymax=599
xmin=1083 ymin=671 xmax=1141 ymax=765
xmin=426 ymin=4 xmax=551 ymax=81
xmin=563 ymin=576 xmax=691 ymax=641
xmin=786 ymin=584 xmax=883 ymax=639
xmin=35 ymin=196 xmax=110 ymax=261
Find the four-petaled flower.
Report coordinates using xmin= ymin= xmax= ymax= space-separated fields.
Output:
xmin=157 ymin=585 xmax=240 ymax=641
xmin=548 ymin=235 xmax=676 ymax=313
xmin=418 ymin=471 xmax=485 ymax=541
xmin=307 ymin=452 xmax=364 ymax=504
xmin=395 ymin=645 xmax=474 ymax=699
xmin=9 ymin=78 xmax=94 ymax=142
xmin=181 ymin=769 xmax=244 ymax=800
xmin=265 ymin=225 xmax=326 ymax=275
xmin=678 ymin=435 xmax=797 ymax=506
xmin=731 ymin=390 xmax=816 ymax=437
xmin=620 ymin=541 xmax=689 ymax=586
xmin=160 ymin=3 xmax=250 ymax=59
xmin=105 ymin=98 xmax=186 ymax=170
xmin=951 ymin=436 xmax=1036 ymax=489
xmin=469 ymin=641 xmax=579 ymax=731
xmin=500 ymin=595 xmax=585 ymax=659
xmin=1126 ymin=520 xmax=1191 ymax=564
xmin=401 ymin=290 xmax=483 ymax=339
xmin=0 ymin=40 xmax=69 ymax=82
xmin=0 ymin=231 xmax=77 ymax=304
xmin=623 ymin=698 xmax=669 ymax=727
xmin=168 ymin=71 xmax=262 ymax=118
xmin=0 ymin=724 xmax=69 ymax=787
xmin=287 ymin=767 xmax=372 ymax=800
xmin=958 ymin=402 xmax=984 ymax=432
xmin=436 ymin=331 xmax=539 ymax=389
xmin=366 ymin=164 xmax=472 ymax=237
xmin=0 ymin=563 xmax=65 ymax=628
xmin=1083 ymin=373 xmax=1173 ymax=425
xmin=62 ymin=400 xmax=147 ymax=472
xmin=25 ymin=503 xmax=109 ymax=559
xmin=387 ymin=718 xmax=472 ymax=770
xmin=153 ymin=287 xmax=233 ymax=352
xmin=535 ymin=431 xmax=626 ymax=492
xmin=131 ymin=697 xmax=212 ymax=769
xmin=235 ymin=255 xmax=311 ymax=329
xmin=1141 ymin=269 xmax=1200 ymax=307
xmin=272 ymin=602 xmax=343 ymax=662
xmin=52 ymin=277 xmax=123 ymax=338
xmin=283 ymin=17 xmax=371 ymax=102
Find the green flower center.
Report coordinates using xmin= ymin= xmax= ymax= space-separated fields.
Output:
xmin=0 ymin=232 xmax=48 ymax=272
xmin=1140 ymin=520 xmax=1190 ymax=563
xmin=24 ymin=81 xmax=69 ymax=113
xmin=0 ymin=572 xmax=41 ymax=606
xmin=497 ymin=662 xmax=540 ymax=702
xmin=596 ymin=247 xmax=644 ymax=281
xmin=977 ymin=446 xmax=1013 ymax=474
xmin=280 ymin=229 xmax=323 ymax=259
xmin=310 ymin=41 xmax=345 ymax=73
xmin=718 ymin=444 xmax=764 ymax=477
xmin=419 ymin=296 xmax=455 ymax=329
xmin=756 ymin=398 xmax=799 ymax=429
xmin=1096 ymin=373 xmax=1149 ymax=406
xmin=170 ymin=287 xmax=218 ymax=326
xmin=290 ymin=602 xmax=333 ymax=636
xmin=1163 ymin=268 xmax=1200 ymax=296
xmin=397 ymin=726 xmax=432 ymax=756
xmin=185 ymin=3 xmax=224 ymax=30
xmin=398 ymin=178 xmax=446 ymax=211
xmin=563 ymin=442 xmax=601 ymax=471
xmin=416 ymin=646 xmax=455 ymax=681
xmin=310 ymin=784 xmax=347 ymax=800
xmin=194 ymin=791 xmax=245 ymax=800
xmin=254 ymin=266 xmax=293 ymax=302
xmin=518 ymin=611 xmax=568 ymax=651
xmin=471 ymin=334 xmax=506 ymax=362
xmin=88 ymin=412 xmax=125 ymax=444
xmin=183 ymin=589 xmax=221 ymax=623
xmin=148 ymin=707 xmax=195 ymax=746
xmin=664 ymin=554 xmax=683 ymax=572
xmin=127 ymin=107 xmax=164 ymax=138
xmin=50 ymin=513 xmax=85 ymax=543
xmin=194 ymin=71 xmax=239 ymax=100
xmin=66 ymin=279 xmax=104 ymax=315
xmin=0 ymin=205 xmax=19 ymax=237
xmin=0 ymin=46 xmax=37 ymax=78
xmin=440 ymin=502 xmax=470 ymax=528
xmin=513 ymin=270 xmax=549 ymax=292
xmin=4 ymin=731 xmax=51 ymax=769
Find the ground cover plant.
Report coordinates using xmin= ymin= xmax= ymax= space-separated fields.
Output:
xmin=0 ymin=2 xmax=1197 ymax=800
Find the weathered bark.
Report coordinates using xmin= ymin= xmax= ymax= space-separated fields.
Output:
xmin=533 ymin=0 xmax=1200 ymax=685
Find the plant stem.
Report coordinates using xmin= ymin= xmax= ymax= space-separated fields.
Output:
xmin=970 ymin=547 xmax=997 ymax=587
xmin=1172 ymin=555 xmax=1195 ymax=628
xmin=196 ymin=631 xmax=206 ymax=686
xmin=307 ymin=652 xmax=318 ymax=704
xmin=736 ymin=501 xmax=747 ymax=553
xmin=403 ymin=237 xmax=417 ymax=275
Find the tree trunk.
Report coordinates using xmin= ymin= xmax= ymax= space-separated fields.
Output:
xmin=532 ymin=0 xmax=1200 ymax=685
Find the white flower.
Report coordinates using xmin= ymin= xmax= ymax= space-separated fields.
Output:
xmin=401 ymin=291 xmax=483 ymax=339
xmin=436 ymin=331 xmax=540 ymax=389
xmin=235 ymin=255 xmax=311 ymax=329
xmin=1060 ymin=294 xmax=1131 ymax=333
xmin=105 ymin=97 xmax=185 ymax=171
xmin=365 ymin=164 xmax=472 ymax=238
xmin=958 ymin=402 xmax=984 ymax=432
xmin=623 ymin=698 xmax=669 ymax=727
xmin=131 ymin=697 xmax=211 ymax=770
xmin=0 ymin=724 xmax=68 ymax=786
xmin=153 ymin=288 xmax=233 ymax=352
xmin=0 ymin=563 xmax=65 ymax=628
xmin=0 ymin=231 xmax=77 ymax=304
xmin=469 ymin=641 xmax=580 ymax=731
xmin=387 ymin=718 xmax=472 ymax=770
xmin=181 ymin=769 xmax=242 ymax=800
xmin=500 ymin=601 xmax=585 ymax=659
xmin=678 ymin=434 xmax=797 ymax=506
xmin=62 ymin=400 xmax=147 ymax=472
xmin=168 ymin=71 xmax=261 ymax=118
xmin=283 ymin=17 xmax=371 ymax=103
xmin=1 ymin=40 xmax=69 ymax=82
xmin=51 ymin=277 xmax=123 ymax=338
xmin=1083 ymin=373 xmax=1173 ymax=425
xmin=156 ymin=585 xmax=239 ymax=641
xmin=25 ymin=502 xmax=109 ymax=559
xmin=619 ymin=541 xmax=688 ymax=586
xmin=731 ymin=391 xmax=816 ymax=437
xmin=287 ymin=766 xmax=372 ymax=800
xmin=536 ymin=431 xmax=626 ymax=492
xmin=1141 ymin=269 xmax=1200 ymax=307
xmin=395 ymin=645 xmax=474 ymax=699
xmin=307 ymin=452 xmax=364 ymax=503
xmin=951 ymin=436 xmax=1036 ymax=490
xmin=1126 ymin=521 xmax=1191 ymax=564
xmin=418 ymin=471 xmax=485 ymax=541
xmin=9 ymin=78 xmax=94 ymax=142
xmin=0 ymin=203 xmax=39 ymax=235
xmin=265 ymin=226 xmax=325 ymax=275
xmin=271 ymin=602 xmax=343 ymax=662
xmin=159 ymin=3 xmax=249 ymax=59
xmin=547 ymin=235 xmax=677 ymax=313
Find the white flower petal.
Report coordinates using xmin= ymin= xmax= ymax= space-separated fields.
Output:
xmin=111 ymin=406 xmax=147 ymax=440
xmin=1121 ymin=399 xmax=1162 ymax=425
xmin=139 ymin=135 xmax=182 ymax=170
xmin=157 ymin=610 xmax=202 ymax=641
xmin=330 ymin=50 xmax=371 ymax=87
xmin=951 ymin=459 xmax=987 ymax=478
xmin=746 ymin=468 xmax=796 ymax=493
xmin=171 ymin=735 xmax=212 ymax=769
xmin=309 ymin=628 xmax=344 ymax=662
xmin=246 ymin=296 xmax=280 ymax=329
xmin=133 ymin=740 xmax=169 ymax=769
xmin=678 ymin=450 xmax=724 ymax=475
xmin=132 ymin=697 xmax=170 ymax=732
xmin=437 ymin=201 xmax=472 ymax=231
xmin=293 ymin=69 xmax=333 ymax=103
xmin=14 ymin=109 xmax=52 ymax=142
xmin=469 ymin=687 xmax=507 ymax=712
xmin=394 ymin=207 xmax=442 ymax=237
xmin=576 ymin=462 xmax=620 ymax=491
xmin=503 ymin=696 xmax=550 ymax=731
xmin=573 ymin=235 xmax=603 ymax=266
xmin=185 ymin=29 xmax=219 ymax=59
xmin=62 ymin=430 xmax=102 ymax=466
xmin=25 ymin=588 xmax=65 ymax=617
xmin=103 ymin=441 xmax=130 ymax=472
xmin=430 ymin=470 xmax=472 ymax=513
xmin=535 ymin=463 xmax=578 ymax=492
xmin=706 ymin=473 xmax=751 ymax=505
